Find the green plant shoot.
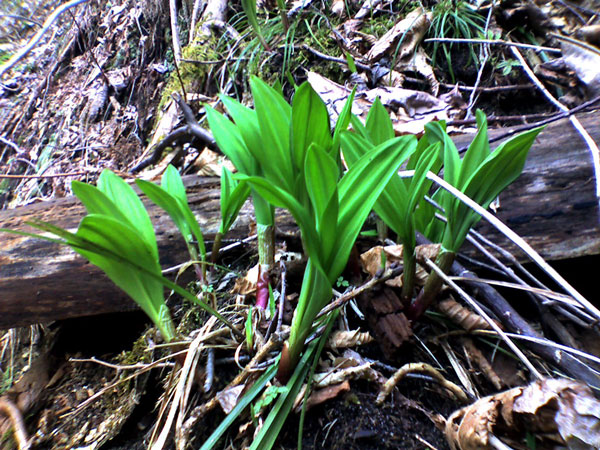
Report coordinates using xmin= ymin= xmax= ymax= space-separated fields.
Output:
xmin=212 ymin=166 xmax=251 ymax=265
xmin=344 ymin=98 xmax=441 ymax=301
xmin=408 ymin=110 xmax=544 ymax=319
xmin=136 ymin=165 xmax=207 ymax=281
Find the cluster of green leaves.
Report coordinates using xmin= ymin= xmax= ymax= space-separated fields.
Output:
xmin=343 ymin=98 xmax=441 ymax=300
xmin=208 ymin=77 xmax=417 ymax=377
xmin=416 ymin=110 xmax=543 ymax=254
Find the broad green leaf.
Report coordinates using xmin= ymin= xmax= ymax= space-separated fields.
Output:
xmin=456 ymin=109 xmax=489 ymax=190
xmin=365 ymin=97 xmax=394 ymax=145
xmin=220 ymin=96 xmax=265 ymax=176
xmin=205 ymin=106 xmax=257 ymax=175
xmin=136 ymin=179 xmax=206 ymax=257
xmin=304 ymin=143 xmax=338 ymax=230
xmin=349 ymin=114 xmax=371 ymax=142
xmin=444 ymin=126 xmax=544 ymax=251
xmin=425 ymin=121 xmax=461 ymax=187
xmin=407 ymin=142 xmax=440 ymax=214
xmin=291 ymin=82 xmax=332 ymax=171
xmin=71 ymin=181 xmax=129 ymax=224
xmin=331 ymin=88 xmax=356 ymax=158
xmin=237 ymin=175 xmax=323 ymax=268
xmin=334 ymin=135 xmax=416 ymax=278
xmin=250 ymin=77 xmax=294 ymax=191
xmin=161 ymin=165 xmax=187 ymax=205
xmin=74 ymin=215 xmax=175 ymax=341
xmin=96 ymin=170 xmax=157 ymax=259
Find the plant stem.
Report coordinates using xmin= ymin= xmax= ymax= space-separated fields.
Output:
xmin=277 ymin=260 xmax=331 ymax=382
xmin=401 ymin=246 xmax=416 ymax=304
xmin=256 ymin=223 xmax=275 ymax=309
xmin=406 ymin=249 xmax=455 ymax=321
xmin=210 ymin=231 xmax=223 ymax=266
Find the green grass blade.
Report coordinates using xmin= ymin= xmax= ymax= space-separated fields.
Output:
xmin=200 ymin=363 xmax=277 ymax=450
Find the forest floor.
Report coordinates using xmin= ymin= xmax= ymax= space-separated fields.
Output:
xmin=1 ymin=0 xmax=600 ymax=449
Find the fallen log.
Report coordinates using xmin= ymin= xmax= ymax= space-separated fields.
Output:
xmin=1 ymin=111 xmax=598 ymax=329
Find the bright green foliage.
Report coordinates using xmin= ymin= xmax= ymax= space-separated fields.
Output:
xmin=4 ymin=170 xmax=243 ymax=342
xmin=345 ymin=98 xmax=439 ymax=298
xmin=136 ymin=165 xmax=206 ymax=265
xmin=419 ymin=110 xmax=544 ymax=253
xmin=207 ymin=77 xmax=415 ymax=371
xmin=219 ymin=166 xmax=251 ymax=235
xmin=236 ymin=91 xmax=416 ymax=371
xmin=61 ymin=170 xmax=176 ymax=342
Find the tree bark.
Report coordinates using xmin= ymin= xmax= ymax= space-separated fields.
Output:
xmin=1 ymin=111 xmax=599 ymax=329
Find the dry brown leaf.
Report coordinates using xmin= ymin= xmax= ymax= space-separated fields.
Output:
xmin=437 ymin=297 xmax=495 ymax=332
xmin=232 ymin=264 xmax=259 ymax=295
xmin=365 ymin=8 xmax=431 ymax=63
xmin=561 ymin=41 xmax=600 ymax=96
xmin=331 ymin=0 xmax=345 ymax=17
xmin=328 ymin=330 xmax=374 ymax=349
xmin=303 ymin=381 xmax=351 ymax=411
xmin=445 ymin=378 xmax=600 ymax=450
xmin=216 ymin=385 xmax=245 ymax=414
xmin=194 ymin=148 xmax=236 ymax=176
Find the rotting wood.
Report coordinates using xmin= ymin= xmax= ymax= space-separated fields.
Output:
xmin=0 ymin=111 xmax=598 ymax=329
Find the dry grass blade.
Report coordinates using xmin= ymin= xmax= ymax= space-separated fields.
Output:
xmin=410 ymin=170 xmax=600 ymax=323
xmin=424 ymin=256 xmax=543 ymax=380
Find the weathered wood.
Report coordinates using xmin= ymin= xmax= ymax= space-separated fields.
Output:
xmin=1 ymin=111 xmax=599 ymax=329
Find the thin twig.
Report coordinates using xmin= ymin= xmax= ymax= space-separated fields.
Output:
xmin=423 ymin=37 xmax=561 ymax=53
xmin=425 ymin=257 xmax=543 ymax=379
xmin=316 ymin=265 xmax=404 ymax=319
xmin=169 ymin=0 xmax=182 ymax=62
xmin=0 ymin=171 xmax=89 ymax=179
xmin=465 ymin=5 xmax=493 ymax=119
xmin=277 ymin=259 xmax=286 ymax=334
xmin=473 ymin=330 xmax=600 ymax=367
xmin=510 ymin=45 xmax=600 ymax=204
xmin=0 ymin=0 xmax=88 ymax=79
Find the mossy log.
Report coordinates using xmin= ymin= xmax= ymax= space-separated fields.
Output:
xmin=0 ymin=111 xmax=599 ymax=329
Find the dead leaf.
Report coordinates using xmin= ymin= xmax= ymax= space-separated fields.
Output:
xmin=445 ymin=378 xmax=600 ymax=450
xmin=232 ymin=264 xmax=259 ymax=295
xmin=328 ymin=330 xmax=374 ymax=349
xmin=561 ymin=41 xmax=600 ymax=96
xmin=365 ymin=8 xmax=431 ymax=63
xmin=302 ymin=381 xmax=351 ymax=411
xmin=216 ymin=384 xmax=245 ymax=414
